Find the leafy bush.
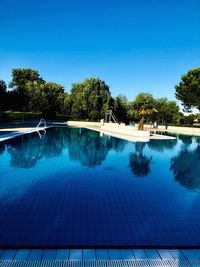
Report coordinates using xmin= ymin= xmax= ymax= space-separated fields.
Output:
xmin=88 ymin=110 xmax=99 ymax=121
xmin=0 ymin=111 xmax=42 ymax=121
xmin=179 ymin=114 xmax=195 ymax=125
xmin=56 ymin=114 xmax=71 ymax=121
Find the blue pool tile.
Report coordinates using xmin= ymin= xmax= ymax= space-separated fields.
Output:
xmin=1 ymin=128 xmax=200 ymax=247
xmin=0 ymin=250 xmax=4 ymax=258
xmin=132 ymin=249 xmax=147 ymax=259
xmin=108 ymin=250 xmax=122 ymax=260
xmin=168 ymin=249 xmax=187 ymax=260
xmin=42 ymin=249 xmax=57 ymax=260
xmin=193 ymin=250 xmax=200 ymax=260
xmin=28 ymin=250 xmax=44 ymax=260
xmin=95 ymin=249 xmax=109 ymax=260
xmin=0 ymin=250 xmax=17 ymax=260
xmin=69 ymin=250 xmax=83 ymax=260
xmin=15 ymin=249 xmax=30 ymax=260
xmin=181 ymin=250 xmax=199 ymax=260
xmin=82 ymin=250 xmax=96 ymax=260
xmin=157 ymin=250 xmax=174 ymax=260
xmin=120 ymin=249 xmax=135 ymax=260
xmin=56 ymin=250 xmax=70 ymax=260
xmin=145 ymin=249 xmax=161 ymax=259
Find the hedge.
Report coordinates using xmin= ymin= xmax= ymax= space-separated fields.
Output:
xmin=0 ymin=111 xmax=42 ymax=121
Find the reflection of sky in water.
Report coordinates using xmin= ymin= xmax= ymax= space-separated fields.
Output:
xmin=0 ymin=127 xmax=200 ymax=247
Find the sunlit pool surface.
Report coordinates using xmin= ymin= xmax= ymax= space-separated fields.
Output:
xmin=0 ymin=127 xmax=200 ymax=247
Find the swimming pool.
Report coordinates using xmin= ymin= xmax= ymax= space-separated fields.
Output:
xmin=0 ymin=127 xmax=200 ymax=248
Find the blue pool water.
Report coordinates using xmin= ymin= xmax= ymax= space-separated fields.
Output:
xmin=0 ymin=127 xmax=200 ymax=247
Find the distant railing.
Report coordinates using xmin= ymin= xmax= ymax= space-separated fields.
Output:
xmin=105 ymin=110 xmax=119 ymax=123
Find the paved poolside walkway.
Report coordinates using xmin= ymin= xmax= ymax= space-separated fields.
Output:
xmin=0 ymin=249 xmax=200 ymax=266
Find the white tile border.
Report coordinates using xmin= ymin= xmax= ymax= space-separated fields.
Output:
xmin=0 ymin=126 xmax=53 ymax=142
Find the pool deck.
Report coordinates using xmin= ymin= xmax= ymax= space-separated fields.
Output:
xmin=80 ymin=125 xmax=176 ymax=141
xmin=67 ymin=121 xmax=177 ymax=141
xmin=0 ymin=249 xmax=200 ymax=266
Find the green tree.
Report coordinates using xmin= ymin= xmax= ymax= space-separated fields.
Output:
xmin=132 ymin=93 xmax=155 ymax=110
xmin=26 ymin=82 xmax=64 ymax=116
xmin=155 ymin=98 xmax=180 ymax=124
xmin=61 ymin=93 xmax=72 ymax=115
xmin=128 ymin=93 xmax=156 ymax=120
xmin=175 ymin=68 xmax=200 ymax=112
xmin=113 ymin=94 xmax=128 ymax=122
xmin=0 ymin=80 xmax=7 ymax=110
xmin=10 ymin=68 xmax=44 ymax=90
xmin=42 ymin=82 xmax=64 ymax=116
xmin=25 ymin=82 xmax=47 ymax=113
xmin=0 ymin=80 xmax=6 ymax=94
xmin=70 ymin=78 xmax=111 ymax=120
xmin=9 ymin=68 xmax=44 ymax=111
xmin=128 ymin=93 xmax=157 ymax=129
xmin=179 ymin=114 xmax=195 ymax=125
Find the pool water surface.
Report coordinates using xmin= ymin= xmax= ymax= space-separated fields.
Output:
xmin=0 ymin=127 xmax=200 ymax=247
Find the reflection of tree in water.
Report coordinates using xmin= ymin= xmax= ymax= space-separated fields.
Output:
xmin=0 ymin=143 xmax=6 ymax=155
xmin=170 ymin=145 xmax=200 ymax=190
xmin=6 ymin=127 xmax=126 ymax=169
xmin=67 ymin=128 xmax=126 ymax=168
xmin=129 ymin=142 xmax=152 ymax=177
xmin=148 ymin=139 xmax=177 ymax=152
xmin=194 ymin=136 xmax=200 ymax=145
xmin=7 ymin=127 xmax=69 ymax=168
xmin=178 ymin=134 xmax=193 ymax=147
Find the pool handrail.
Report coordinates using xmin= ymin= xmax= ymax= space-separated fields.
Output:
xmin=36 ymin=118 xmax=47 ymax=128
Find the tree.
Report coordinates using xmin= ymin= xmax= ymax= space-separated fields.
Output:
xmin=155 ymin=98 xmax=180 ymax=124
xmin=0 ymin=80 xmax=7 ymax=110
xmin=128 ymin=93 xmax=156 ymax=120
xmin=175 ymin=68 xmax=200 ymax=112
xmin=128 ymin=93 xmax=157 ymax=129
xmin=9 ymin=68 xmax=44 ymax=90
xmin=42 ymin=82 xmax=64 ymax=116
xmin=179 ymin=114 xmax=195 ymax=126
xmin=25 ymin=82 xmax=48 ymax=113
xmin=9 ymin=68 xmax=44 ymax=111
xmin=132 ymin=93 xmax=155 ymax=110
xmin=70 ymin=78 xmax=111 ymax=120
xmin=60 ymin=93 xmax=72 ymax=115
xmin=26 ymin=82 xmax=65 ymax=116
xmin=8 ymin=68 xmax=65 ymax=116
xmin=113 ymin=94 xmax=128 ymax=122
xmin=0 ymin=80 xmax=6 ymax=95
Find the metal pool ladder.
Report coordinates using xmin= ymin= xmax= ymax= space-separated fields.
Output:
xmin=36 ymin=118 xmax=47 ymax=128
xmin=36 ymin=118 xmax=47 ymax=139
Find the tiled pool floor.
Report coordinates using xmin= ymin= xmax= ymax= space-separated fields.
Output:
xmin=1 ymin=249 xmax=200 ymax=266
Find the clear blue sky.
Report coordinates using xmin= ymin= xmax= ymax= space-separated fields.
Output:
xmin=0 ymin=0 xmax=200 ymax=101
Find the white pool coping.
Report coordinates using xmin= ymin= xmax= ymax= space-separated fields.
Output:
xmin=0 ymin=126 xmax=53 ymax=142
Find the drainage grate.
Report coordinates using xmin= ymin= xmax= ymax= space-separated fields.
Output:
xmin=107 ymin=260 xmax=129 ymax=267
xmin=0 ymin=259 xmax=196 ymax=267
xmin=177 ymin=259 xmax=200 ymax=267
xmin=0 ymin=260 xmax=42 ymax=267
xmin=147 ymin=259 xmax=171 ymax=267
xmin=40 ymin=260 xmax=64 ymax=267
xmin=85 ymin=260 xmax=107 ymax=267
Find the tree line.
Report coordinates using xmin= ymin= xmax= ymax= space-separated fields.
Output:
xmin=0 ymin=67 xmax=199 ymax=124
